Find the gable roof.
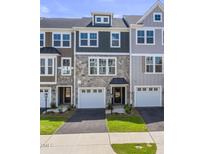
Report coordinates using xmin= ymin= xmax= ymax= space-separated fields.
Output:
xmin=137 ymin=1 xmax=164 ymax=24
xmin=40 ymin=17 xmax=128 ymax=28
xmin=123 ymin=15 xmax=142 ymax=26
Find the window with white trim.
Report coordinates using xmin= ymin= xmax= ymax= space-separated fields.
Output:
xmin=137 ymin=30 xmax=154 ymax=44
xmin=137 ymin=30 xmax=144 ymax=44
xmin=108 ymin=59 xmax=116 ymax=74
xmin=61 ymin=58 xmax=71 ymax=76
xmin=40 ymin=32 xmax=45 ymax=47
xmin=53 ymin=33 xmax=71 ymax=48
xmin=145 ymin=56 xmax=163 ymax=73
xmin=40 ymin=58 xmax=54 ymax=76
xmin=111 ymin=32 xmax=120 ymax=47
xmin=40 ymin=59 xmax=45 ymax=74
xmin=95 ymin=16 xmax=109 ymax=24
xmin=153 ymin=12 xmax=162 ymax=22
xmin=80 ymin=32 xmax=98 ymax=47
xmin=89 ymin=57 xmax=116 ymax=76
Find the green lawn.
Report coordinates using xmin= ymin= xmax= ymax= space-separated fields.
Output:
xmin=112 ymin=143 xmax=157 ymax=154
xmin=106 ymin=114 xmax=148 ymax=132
xmin=40 ymin=111 xmax=74 ymax=135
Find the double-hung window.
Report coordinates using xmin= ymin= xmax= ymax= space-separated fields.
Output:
xmin=40 ymin=58 xmax=54 ymax=76
xmin=89 ymin=58 xmax=98 ymax=75
xmin=80 ymin=32 xmax=98 ymax=47
xmin=89 ymin=57 xmax=116 ymax=76
xmin=53 ymin=33 xmax=71 ymax=48
xmin=146 ymin=30 xmax=154 ymax=44
xmin=153 ymin=12 xmax=162 ymax=22
xmin=40 ymin=32 xmax=45 ymax=47
xmin=111 ymin=32 xmax=120 ymax=47
xmin=137 ymin=30 xmax=145 ymax=44
xmin=108 ymin=59 xmax=116 ymax=74
xmin=61 ymin=58 xmax=71 ymax=76
xmin=40 ymin=59 xmax=45 ymax=74
xmin=90 ymin=33 xmax=97 ymax=46
xmin=99 ymin=59 xmax=107 ymax=75
xmin=145 ymin=56 xmax=163 ymax=73
xmin=137 ymin=29 xmax=154 ymax=45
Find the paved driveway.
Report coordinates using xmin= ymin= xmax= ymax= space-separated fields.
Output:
xmin=55 ymin=109 xmax=107 ymax=134
xmin=137 ymin=107 xmax=164 ymax=131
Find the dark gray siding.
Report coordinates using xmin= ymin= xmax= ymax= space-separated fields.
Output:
xmin=76 ymin=31 xmax=129 ymax=53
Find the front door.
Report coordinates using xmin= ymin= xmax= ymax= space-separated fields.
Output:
xmin=64 ymin=87 xmax=71 ymax=103
xmin=112 ymin=87 xmax=125 ymax=104
xmin=114 ymin=87 xmax=121 ymax=104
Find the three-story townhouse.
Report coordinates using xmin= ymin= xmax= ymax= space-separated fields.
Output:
xmin=40 ymin=1 xmax=164 ymax=110
xmin=75 ymin=12 xmax=130 ymax=108
xmin=124 ymin=1 xmax=164 ymax=107
xmin=40 ymin=18 xmax=76 ymax=109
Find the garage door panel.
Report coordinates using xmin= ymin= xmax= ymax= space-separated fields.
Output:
xmin=40 ymin=88 xmax=51 ymax=108
xmin=78 ymin=88 xmax=105 ymax=108
xmin=135 ymin=86 xmax=161 ymax=107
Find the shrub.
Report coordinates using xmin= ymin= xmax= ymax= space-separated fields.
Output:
xmin=50 ymin=102 xmax=57 ymax=109
xmin=124 ymin=104 xmax=132 ymax=114
xmin=107 ymin=102 xmax=113 ymax=110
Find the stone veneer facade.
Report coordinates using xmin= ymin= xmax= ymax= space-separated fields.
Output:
xmin=75 ymin=55 xmax=130 ymax=107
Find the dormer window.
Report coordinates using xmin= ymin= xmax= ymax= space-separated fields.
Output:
xmin=95 ymin=16 xmax=109 ymax=24
xmin=153 ymin=12 xmax=162 ymax=22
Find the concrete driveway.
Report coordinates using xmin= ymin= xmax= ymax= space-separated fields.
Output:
xmin=137 ymin=107 xmax=164 ymax=131
xmin=55 ymin=109 xmax=108 ymax=134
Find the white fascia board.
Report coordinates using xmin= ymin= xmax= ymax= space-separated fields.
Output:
xmin=73 ymin=27 xmax=129 ymax=32
xmin=131 ymin=53 xmax=164 ymax=56
xmin=76 ymin=52 xmax=129 ymax=56
xmin=40 ymin=28 xmax=73 ymax=32
xmin=40 ymin=54 xmax=59 ymax=57
xmin=40 ymin=82 xmax=56 ymax=85
xmin=137 ymin=1 xmax=164 ymax=24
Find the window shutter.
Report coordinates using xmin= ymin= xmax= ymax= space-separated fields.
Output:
xmin=142 ymin=56 xmax=145 ymax=72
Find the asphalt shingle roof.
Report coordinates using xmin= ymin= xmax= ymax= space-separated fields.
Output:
xmin=40 ymin=47 xmax=61 ymax=54
xmin=110 ymin=78 xmax=129 ymax=84
xmin=123 ymin=15 xmax=142 ymax=26
xmin=40 ymin=17 xmax=128 ymax=28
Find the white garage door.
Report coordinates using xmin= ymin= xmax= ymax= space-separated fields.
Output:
xmin=40 ymin=88 xmax=51 ymax=108
xmin=135 ymin=87 xmax=162 ymax=107
xmin=78 ymin=88 xmax=105 ymax=108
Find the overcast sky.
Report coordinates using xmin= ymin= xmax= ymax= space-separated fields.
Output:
xmin=40 ymin=0 xmax=164 ymax=18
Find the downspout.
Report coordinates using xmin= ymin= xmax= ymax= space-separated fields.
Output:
xmin=129 ymin=26 xmax=132 ymax=105
xmin=73 ymin=30 xmax=76 ymax=107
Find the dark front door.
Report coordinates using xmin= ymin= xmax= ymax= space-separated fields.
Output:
xmin=64 ymin=87 xmax=71 ymax=103
xmin=112 ymin=87 xmax=125 ymax=104
xmin=114 ymin=87 xmax=121 ymax=104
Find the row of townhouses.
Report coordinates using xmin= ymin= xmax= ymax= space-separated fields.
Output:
xmin=40 ymin=1 xmax=164 ymax=109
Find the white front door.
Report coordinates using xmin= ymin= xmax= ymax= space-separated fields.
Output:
xmin=78 ymin=88 xmax=105 ymax=108
xmin=40 ymin=88 xmax=51 ymax=108
xmin=135 ymin=86 xmax=162 ymax=107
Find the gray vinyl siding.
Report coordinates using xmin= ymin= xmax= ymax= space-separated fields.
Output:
xmin=141 ymin=6 xmax=164 ymax=27
xmin=76 ymin=31 xmax=129 ymax=53
xmin=131 ymin=28 xmax=164 ymax=54
xmin=131 ymin=56 xmax=164 ymax=105
xmin=132 ymin=56 xmax=164 ymax=85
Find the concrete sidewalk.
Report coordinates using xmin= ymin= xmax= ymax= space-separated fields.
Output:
xmin=41 ymin=132 xmax=163 ymax=154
